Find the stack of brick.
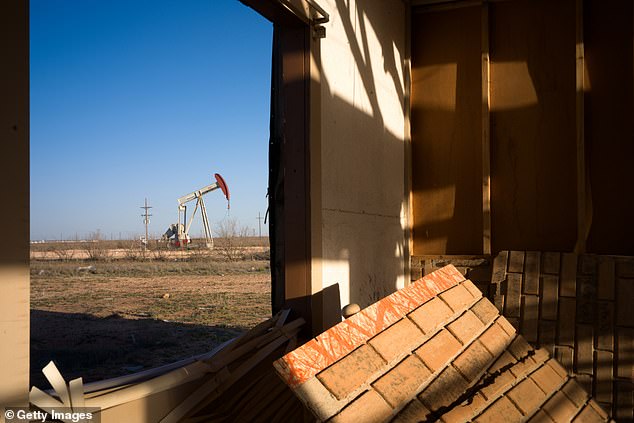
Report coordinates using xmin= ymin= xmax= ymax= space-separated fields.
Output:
xmin=490 ymin=251 xmax=633 ymax=420
xmin=274 ymin=265 xmax=609 ymax=422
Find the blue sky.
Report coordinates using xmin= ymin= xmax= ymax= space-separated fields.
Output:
xmin=30 ymin=0 xmax=272 ymax=240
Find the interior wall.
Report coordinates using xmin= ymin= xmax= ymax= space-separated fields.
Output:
xmin=316 ymin=0 xmax=407 ymax=312
xmin=411 ymin=6 xmax=483 ymax=255
xmin=584 ymin=0 xmax=634 ymax=255
xmin=0 ymin=0 xmax=29 ymax=409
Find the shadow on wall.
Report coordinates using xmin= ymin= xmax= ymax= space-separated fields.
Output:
xmin=316 ymin=0 xmax=409 ymax=311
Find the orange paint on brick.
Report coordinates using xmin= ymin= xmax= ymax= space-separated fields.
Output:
xmin=275 ymin=265 xmax=465 ymax=387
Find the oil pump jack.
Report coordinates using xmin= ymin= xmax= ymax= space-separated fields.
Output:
xmin=162 ymin=173 xmax=230 ymax=248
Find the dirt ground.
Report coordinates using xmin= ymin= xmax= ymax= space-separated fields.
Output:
xmin=30 ymin=246 xmax=272 ymax=389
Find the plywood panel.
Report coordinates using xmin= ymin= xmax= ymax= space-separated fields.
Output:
xmin=411 ymin=6 xmax=483 ymax=255
xmin=490 ymin=0 xmax=577 ymax=252
xmin=584 ymin=0 xmax=634 ymax=255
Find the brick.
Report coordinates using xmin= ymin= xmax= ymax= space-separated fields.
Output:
xmin=521 ymin=294 xmax=539 ymax=343
xmin=578 ymin=274 xmax=597 ymax=301
xmin=393 ymin=400 xmax=431 ymax=423
xmin=491 ymin=251 xmax=508 ymax=284
xmin=572 ymin=403 xmax=604 ymax=423
xmin=597 ymin=259 xmax=615 ymax=300
xmin=317 ymin=345 xmax=385 ymax=400
xmin=523 ymin=251 xmax=541 ymax=295
xmin=530 ymin=360 xmax=566 ymax=394
xmin=560 ymin=253 xmax=577 ymax=297
xmin=462 ymin=279 xmax=483 ymax=299
xmin=528 ymin=410 xmax=555 ymax=423
xmin=439 ymin=284 xmax=477 ymax=313
xmin=439 ymin=394 xmax=487 ymax=423
xmin=562 ymin=378 xmax=590 ymax=407
xmin=508 ymin=251 xmax=525 ymax=273
xmin=369 ymin=318 xmax=426 ymax=363
xmin=532 ymin=346 xmax=549 ymax=364
xmin=596 ymin=302 xmax=614 ymax=351
xmin=479 ymin=321 xmax=513 ymax=357
xmin=554 ymin=345 xmax=574 ymax=373
xmin=616 ymin=327 xmax=633 ymax=380
xmin=616 ymin=278 xmax=634 ymax=327
xmin=541 ymin=252 xmax=560 ymax=275
xmin=497 ymin=317 xmax=517 ymax=337
xmin=575 ymin=324 xmax=594 ymax=375
xmin=487 ymin=350 xmax=516 ymax=374
xmin=504 ymin=273 xmax=522 ymax=318
xmin=330 ymin=390 xmax=392 ymax=423
xmin=418 ymin=366 xmax=469 ymax=412
xmin=542 ymin=391 xmax=580 ymax=422
xmin=447 ymin=310 xmax=485 ymax=344
xmin=541 ymin=275 xmax=559 ymax=321
xmin=508 ymin=335 xmax=532 ymax=361
xmin=372 ymin=355 xmax=432 ymax=407
xmin=617 ymin=259 xmax=634 ymax=277
xmin=547 ymin=356 xmax=569 ymax=379
xmin=471 ymin=298 xmax=499 ymax=325
xmin=588 ymin=399 xmax=609 ymax=419
xmin=415 ymin=329 xmax=462 ymax=372
xmin=579 ymin=254 xmax=597 ymax=275
xmin=479 ymin=367 xmax=516 ymax=401
xmin=293 ymin=377 xmax=345 ymax=421
xmin=539 ymin=320 xmax=556 ymax=355
xmin=408 ymin=297 xmax=453 ymax=335
xmin=575 ymin=374 xmax=593 ymax=397
xmin=595 ymin=350 xmax=613 ymax=404
xmin=453 ymin=340 xmax=493 ymax=382
xmin=557 ymin=297 xmax=576 ymax=347
xmin=507 ymin=377 xmax=547 ymax=415
xmin=615 ymin=381 xmax=633 ymax=421
xmin=474 ymin=396 xmax=523 ymax=423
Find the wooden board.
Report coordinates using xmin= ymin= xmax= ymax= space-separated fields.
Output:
xmin=489 ymin=0 xmax=578 ymax=252
xmin=584 ymin=0 xmax=634 ymax=255
xmin=411 ymin=6 xmax=483 ymax=255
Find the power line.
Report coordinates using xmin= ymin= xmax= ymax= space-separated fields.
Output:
xmin=256 ymin=212 xmax=264 ymax=238
xmin=140 ymin=198 xmax=152 ymax=249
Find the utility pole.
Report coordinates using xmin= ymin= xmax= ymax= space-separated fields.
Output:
xmin=141 ymin=198 xmax=152 ymax=250
xmin=256 ymin=212 xmax=264 ymax=238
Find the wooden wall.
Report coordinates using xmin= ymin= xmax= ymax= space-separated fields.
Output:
xmin=411 ymin=6 xmax=483 ymax=255
xmin=411 ymin=0 xmax=634 ymax=256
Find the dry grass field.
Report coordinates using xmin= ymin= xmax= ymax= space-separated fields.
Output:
xmin=30 ymin=238 xmax=272 ymax=388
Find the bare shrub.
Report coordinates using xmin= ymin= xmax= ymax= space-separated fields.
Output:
xmin=49 ymin=245 xmax=76 ymax=261
xmin=82 ymin=230 xmax=110 ymax=261
xmin=214 ymin=218 xmax=249 ymax=261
